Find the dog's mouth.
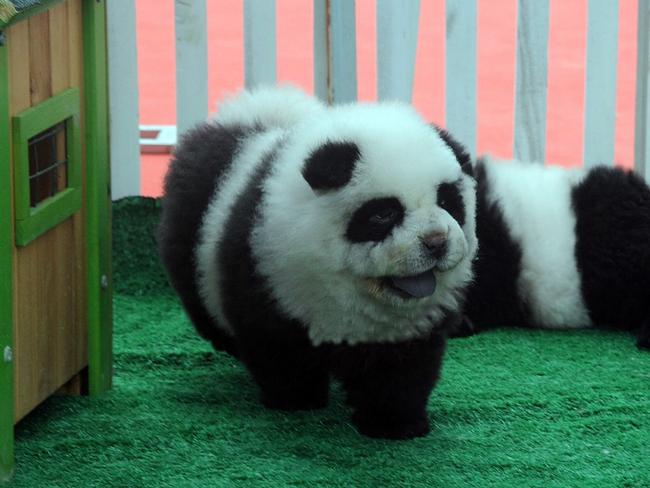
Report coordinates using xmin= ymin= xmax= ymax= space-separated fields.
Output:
xmin=380 ymin=268 xmax=437 ymax=300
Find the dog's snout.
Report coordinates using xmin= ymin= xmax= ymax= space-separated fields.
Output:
xmin=421 ymin=232 xmax=448 ymax=259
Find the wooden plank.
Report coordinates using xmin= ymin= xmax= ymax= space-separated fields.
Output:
xmin=0 ymin=38 xmax=15 ymax=484
xmin=67 ymin=0 xmax=83 ymax=93
xmin=583 ymin=0 xmax=618 ymax=167
xmin=7 ymin=18 xmax=30 ymax=114
xmin=13 ymin=219 xmax=86 ymax=421
xmin=445 ymin=0 xmax=477 ymax=157
xmin=28 ymin=10 xmax=52 ymax=105
xmin=513 ymin=0 xmax=549 ymax=163
xmin=174 ymin=0 xmax=208 ymax=136
xmin=635 ymin=0 xmax=650 ymax=181
xmin=107 ymin=0 xmax=140 ymax=199
xmin=48 ymin=0 xmax=70 ymax=93
xmin=82 ymin=0 xmax=112 ymax=395
xmin=376 ymin=0 xmax=420 ymax=103
xmin=244 ymin=0 xmax=277 ymax=88
xmin=313 ymin=0 xmax=328 ymax=102
xmin=329 ymin=0 xmax=357 ymax=103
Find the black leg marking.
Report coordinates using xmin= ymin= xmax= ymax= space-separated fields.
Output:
xmin=332 ymin=332 xmax=446 ymax=440
xmin=446 ymin=315 xmax=478 ymax=339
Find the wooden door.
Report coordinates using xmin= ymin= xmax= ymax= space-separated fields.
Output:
xmin=7 ymin=0 xmax=87 ymax=422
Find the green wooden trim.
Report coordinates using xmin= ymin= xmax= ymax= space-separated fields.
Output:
xmin=15 ymin=188 xmax=81 ymax=245
xmin=0 ymin=0 xmax=65 ymax=29
xmin=0 ymin=42 xmax=15 ymax=483
xmin=83 ymin=0 xmax=112 ymax=395
xmin=11 ymin=88 xmax=82 ymax=246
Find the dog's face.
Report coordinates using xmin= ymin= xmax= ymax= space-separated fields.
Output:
xmin=254 ymin=102 xmax=477 ymax=343
xmin=299 ymin=104 xmax=476 ymax=303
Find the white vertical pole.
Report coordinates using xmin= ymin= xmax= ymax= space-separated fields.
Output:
xmin=175 ymin=0 xmax=208 ymax=136
xmin=107 ymin=0 xmax=141 ymax=199
xmin=635 ymin=0 xmax=650 ymax=181
xmin=513 ymin=0 xmax=549 ymax=163
xmin=583 ymin=0 xmax=618 ymax=168
xmin=376 ymin=0 xmax=420 ymax=103
xmin=445 ymin=0 xmax=477 ymax=157
xmin=313 ymin=0 xmax=357 ymax=104
xmin=329 ymin=0 xmax=357 ymax=104
xmin=314 ymin=0 xmax=329 ymax=102
xmin=244 ymin=0 xmax=277 ymax=88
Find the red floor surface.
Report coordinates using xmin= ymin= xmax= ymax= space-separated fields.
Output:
xmin=136 ymin=0 xmax=638 ymax=197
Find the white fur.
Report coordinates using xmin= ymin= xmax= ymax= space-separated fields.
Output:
xmin=214 ymin=84 xmax=325 ymax=130
xmin=251 ymin=100 xmax=477 ymax=345
xmin=195 ymin=129 xmax=284 ymax=334
xmin=481 ymin=156 xmax=592 ymax=329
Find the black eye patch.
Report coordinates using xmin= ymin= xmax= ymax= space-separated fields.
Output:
xmin=346 ymin=197 xmax=405 ymax=243
xmin=437 ymin=181 xmax=465 ymax=226
xmin=302 ymin=141 xmax=360 ymax=191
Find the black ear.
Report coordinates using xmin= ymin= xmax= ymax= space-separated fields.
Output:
xmin=432 ymin=125 xmax=474 ymax=177
xmin=302 ymin=141 xmax=360 ymax=191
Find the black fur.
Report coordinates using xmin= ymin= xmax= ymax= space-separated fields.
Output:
xmin=437 ymin=181 xmax=465 ymax=227
xmin=572 ymin=167 xmax=650 ymax=349
xmin=462 ymin=160 xmax=531 ymax=331
xmin=345 ymin=197 xmax=406 ymax=243
xmin=331 ymin=328 xmax=448 ymax=440
xmin=302 ymin=141 xmax=360 ymax=191
xmin=157 ymin=123 xmax=248 ymax=355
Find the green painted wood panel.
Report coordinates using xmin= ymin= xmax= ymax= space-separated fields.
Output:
xmin=82 ymin=0 xmax=111 ymax=395
xmin=0 ymin=39 xmax=15 ymax=483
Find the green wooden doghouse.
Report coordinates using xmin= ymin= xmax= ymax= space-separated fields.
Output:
xmin=0 ymin=0 xmax=112 ymax=480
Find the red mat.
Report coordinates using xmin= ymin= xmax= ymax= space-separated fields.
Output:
xmin=136 ymin=0 xmax=637 ymax=197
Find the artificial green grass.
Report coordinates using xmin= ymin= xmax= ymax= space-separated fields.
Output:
xmin=9 ymin=197 xmax=650 ymax=487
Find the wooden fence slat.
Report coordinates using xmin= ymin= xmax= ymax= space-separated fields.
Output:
xmin=513 ymin=0 xmax=549 ymax=163
xmin=583 ymin=0 xmax=618 ymax=167
xmin=329 ymin=0 xmax=357 ymax=103
xmin=445 ymin=0 xmax=477 ymax=157
xmin=175 ymin=0 xmax=208 ymax=135
xmin=635 ymin=0 xmax=650 ymax=181
xmin=244 ymin=0 xmax=277 ymax=89
xmin=376 ymin=0 xmax=420 ymax=103
xmin=313 ymin=0 xmax=328 ymax=102
xmin=107 ymin=0 xmax=140 ymax=199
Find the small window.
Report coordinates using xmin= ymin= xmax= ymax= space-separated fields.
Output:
xmin=12 ymin=88 xmax=82 ymax=246
xmin=28 ymin=121 xmax=68 ymax=207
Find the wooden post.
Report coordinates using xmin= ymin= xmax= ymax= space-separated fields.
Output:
xmin=0 ymin=33 xmax=15 ymax=483
xmin=583 ymin=0 xmax=618 ymax=167
xmin=244 ymin=0 xmax=277 ymax=88
xmin=513 ymin=0 xmax=549 ymax=163
xmin=83 ymin=0 xmax=112 ymax=396
xmin=445 ymin=0 xmax=477 ymax=157
xmin=174 ymin=0 xmax=208 ymax=136
xmin=314 ymin=0 xmax=357 ymax=104
xmin=376 ymin=0 xmax=420 ymax=103
xmin=635 ymin=0 xmax=650 ymax=181
xmin=107 ymin=0 xmax=140 ymax=199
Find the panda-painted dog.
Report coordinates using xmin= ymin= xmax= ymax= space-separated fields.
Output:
xmin=158 ymin=86 xmax=477 ymax=439
xmin=462 ymin=156 xmax=650 ymax=350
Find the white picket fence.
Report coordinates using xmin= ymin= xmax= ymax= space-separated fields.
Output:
xmin=107 ymin=0 xmax=650 ymax=200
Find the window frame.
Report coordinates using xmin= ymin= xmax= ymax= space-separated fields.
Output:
xmin=12 ymin=88 xmax=82 ymax=246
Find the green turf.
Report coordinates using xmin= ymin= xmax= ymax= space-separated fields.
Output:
xmin=9 ymin=197 xmax=650 ymax=487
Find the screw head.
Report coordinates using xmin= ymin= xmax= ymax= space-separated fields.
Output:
xmin=3 ymin=346 xmax=12 ymax=363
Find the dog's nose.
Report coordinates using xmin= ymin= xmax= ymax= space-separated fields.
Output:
xmin=421 ymin=232 xmax=448 ymax=259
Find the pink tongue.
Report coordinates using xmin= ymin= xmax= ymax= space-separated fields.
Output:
xmin=390 ymin=270 xmax=437 ymax=298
